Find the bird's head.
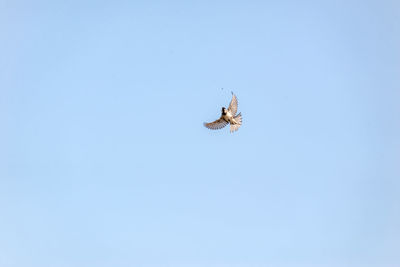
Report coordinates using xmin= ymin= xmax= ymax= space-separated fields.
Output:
xmin=222 ymin=107 xmax=227 ymax=114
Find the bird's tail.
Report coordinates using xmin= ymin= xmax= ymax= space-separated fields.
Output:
xmin=230 ymin=112 xmax=242 ymax=133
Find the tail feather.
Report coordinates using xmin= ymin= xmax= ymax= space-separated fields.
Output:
xmin=230 ymin=112 xmax=242 ymax=133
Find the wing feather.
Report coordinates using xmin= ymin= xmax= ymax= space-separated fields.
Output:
xmin=228 ymin=92 xmax=238 ymax=116
xmin=203 ymin=118 xmax=228 ymax=130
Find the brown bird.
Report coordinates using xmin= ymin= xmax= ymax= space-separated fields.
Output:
xmin=204 ymin=92 xmax=242 ymax=133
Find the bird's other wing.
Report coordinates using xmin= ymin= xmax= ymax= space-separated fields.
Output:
xmin=203 ymin=118 xmax=228 ymax=130
xmin=228 ymin=92 xmax=238 ymax=116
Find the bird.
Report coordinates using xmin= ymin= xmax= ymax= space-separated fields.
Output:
xmin=204 ymin=92 xmax=242 ymax=133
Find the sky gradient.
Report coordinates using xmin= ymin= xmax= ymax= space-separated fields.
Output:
xmin=1 ymin=1 xmax=400 ymax=267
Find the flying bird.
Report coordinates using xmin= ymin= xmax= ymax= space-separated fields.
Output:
xmin=204 ymin=92 xmax=242 ymax=133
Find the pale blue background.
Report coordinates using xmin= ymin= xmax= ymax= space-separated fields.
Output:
xmin=1 ymin=1 xmax=399 ymax=267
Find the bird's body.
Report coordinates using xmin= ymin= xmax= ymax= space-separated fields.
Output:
xmin=204 ymin=92 xmax=242 ymax=133
xmin=222 ymin=108 xmax=238 ymax=124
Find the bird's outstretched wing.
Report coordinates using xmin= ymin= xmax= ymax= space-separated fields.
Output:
xmin=203 ymin=118 xmax=228 ymax=130
xmin=228 ymin=92 xmax=238 ymax=116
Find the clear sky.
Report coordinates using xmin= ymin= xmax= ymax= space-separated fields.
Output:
xmin=1 ymin=1 xmax=399 ymax=267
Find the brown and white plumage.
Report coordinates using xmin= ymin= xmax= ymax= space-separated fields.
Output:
xmin=228 ymin=93 xmax=238 ymax=116
xmin=204 ymin=92 xmax=242 ymax=133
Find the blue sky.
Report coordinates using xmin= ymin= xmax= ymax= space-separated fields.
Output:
xmin=1 ymin=0 xmax=400 ymax=266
